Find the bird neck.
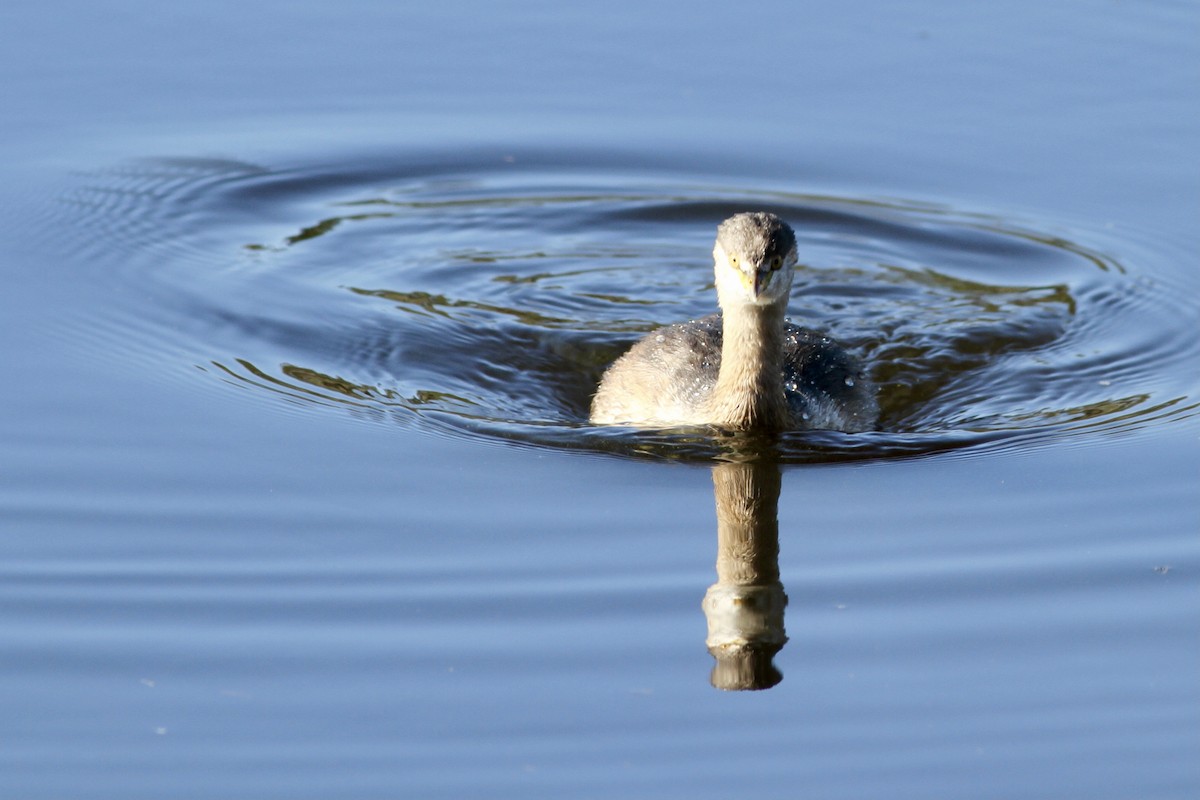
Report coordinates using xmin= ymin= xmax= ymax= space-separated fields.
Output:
xmin=709 ymin=300 xmax=790 ymax=431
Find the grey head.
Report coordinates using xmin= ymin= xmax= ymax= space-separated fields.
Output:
xmin=716 ymin=212 xmax=797 ymax=264
xmin=713 ymin=212 xmax=799 ymax=307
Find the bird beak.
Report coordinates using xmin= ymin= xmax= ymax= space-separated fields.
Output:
xmin=735 ymin=267 xmax=771 ymax=300
xmin=752 ymin=269 xmax=770 ymax=299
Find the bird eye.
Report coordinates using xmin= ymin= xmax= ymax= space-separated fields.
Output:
xmin=730 ymin=255 xmax=739 ymax=267
xmin=769 ymin=255 xmax=783 ymax=271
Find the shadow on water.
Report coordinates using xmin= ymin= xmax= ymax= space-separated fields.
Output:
xmin=57 ymin=151 xmax=1200 ymax=465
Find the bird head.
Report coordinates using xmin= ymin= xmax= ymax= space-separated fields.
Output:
xmin=713 ymin=212 xmax=798 ymax=308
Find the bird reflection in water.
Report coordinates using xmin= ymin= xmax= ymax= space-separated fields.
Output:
xmin=703 ymin=455 xmax=788 ymax=691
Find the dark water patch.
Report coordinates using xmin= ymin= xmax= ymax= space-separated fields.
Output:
xmin=55 ymin=152 xmax=1200 ymax=463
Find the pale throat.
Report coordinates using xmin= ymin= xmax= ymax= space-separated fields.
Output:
xmin=708 ymin=294 xmax=790 ymax=430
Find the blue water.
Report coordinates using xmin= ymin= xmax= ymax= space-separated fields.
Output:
xmin=2 ymin=2 xmax=1198 ymax=798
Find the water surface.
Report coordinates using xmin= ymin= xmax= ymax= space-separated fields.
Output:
xmin=2 ymin=2 xmax=1198 ymax=799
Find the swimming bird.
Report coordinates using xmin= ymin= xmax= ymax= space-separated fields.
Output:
xmin=589 ymin=212 xmax=877 ymax=432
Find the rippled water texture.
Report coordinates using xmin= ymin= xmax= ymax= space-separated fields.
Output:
xmin=62 ymin=153 xmax=1199 ymax=462
xmin=6 ymin=0 xmax=1198 ymax=797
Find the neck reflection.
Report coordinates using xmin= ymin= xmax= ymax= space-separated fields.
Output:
xmin=703 ymin=457 xmax=788 ymax=691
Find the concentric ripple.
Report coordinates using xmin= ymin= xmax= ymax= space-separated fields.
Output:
xmin=57 ymin=151 xmax=1200 ymax=462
